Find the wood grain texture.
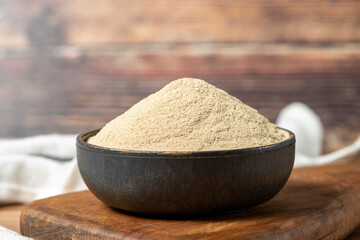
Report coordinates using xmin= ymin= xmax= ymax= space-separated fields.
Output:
xmin=1 ymin=0 xmax=360 ymax=47
xmin=20 ymin=161 xmax=360 ymax=240
xmin=2 ymin=43 xmax=360 ymax=75
xmin=0 ymin=204 xmax=24 ymax=233
xmin=0 ymin=45 xmax=359 ymax=152
xmin=0 ymin=0 xmax=359 ymax=152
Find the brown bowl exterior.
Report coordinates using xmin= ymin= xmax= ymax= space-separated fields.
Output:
xmin=76 ymin=129 xmax=295 ymax=216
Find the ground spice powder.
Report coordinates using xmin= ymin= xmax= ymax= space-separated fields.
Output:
xmin=88 ymin=78 xmax=289 ymax=151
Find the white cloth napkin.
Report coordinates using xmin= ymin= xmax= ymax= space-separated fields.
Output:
xmin=0 ymin=134 xmax=86 ymax=204
xmin=0 ymin=226 xmax=32 ymax=240
xmin=0 ymin=102 xmax=359 ymax=239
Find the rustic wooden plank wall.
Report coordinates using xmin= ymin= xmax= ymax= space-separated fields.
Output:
xmin=0 ymin=0 xmax=359 ymax=152
xmin=1 ymin=0 xmax=360 ymax=46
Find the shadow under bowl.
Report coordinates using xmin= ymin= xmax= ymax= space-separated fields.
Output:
xmin=76 ymin=129 xmax=295 ymax=216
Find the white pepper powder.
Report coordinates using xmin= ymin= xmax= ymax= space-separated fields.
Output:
xmin=88 ymin=78 xmax=289 ymax=151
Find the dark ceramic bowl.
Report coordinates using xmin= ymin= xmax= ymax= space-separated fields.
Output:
xmin=76 ymin=129 xmax=295 ymax=216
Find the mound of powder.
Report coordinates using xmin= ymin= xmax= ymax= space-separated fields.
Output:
xmin=88 ymin=78 xmax=289 ymax=151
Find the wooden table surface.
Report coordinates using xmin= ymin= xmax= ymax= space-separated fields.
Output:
xmin=0 ymin=204 xmax=23 ymax=233
xmin=2 ymin=202 xmax=360 ymax=239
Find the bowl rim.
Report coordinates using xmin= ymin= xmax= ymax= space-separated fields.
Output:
xmin=76 ymin=128 xmax=295 ymax=158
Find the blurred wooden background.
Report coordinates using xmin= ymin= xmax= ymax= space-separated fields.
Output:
xmin=0 ymin=0 xmax=359 ymax=152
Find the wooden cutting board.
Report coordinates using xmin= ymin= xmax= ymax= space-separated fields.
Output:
xmin=20 ymin=161 xmax=360 ymax=240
